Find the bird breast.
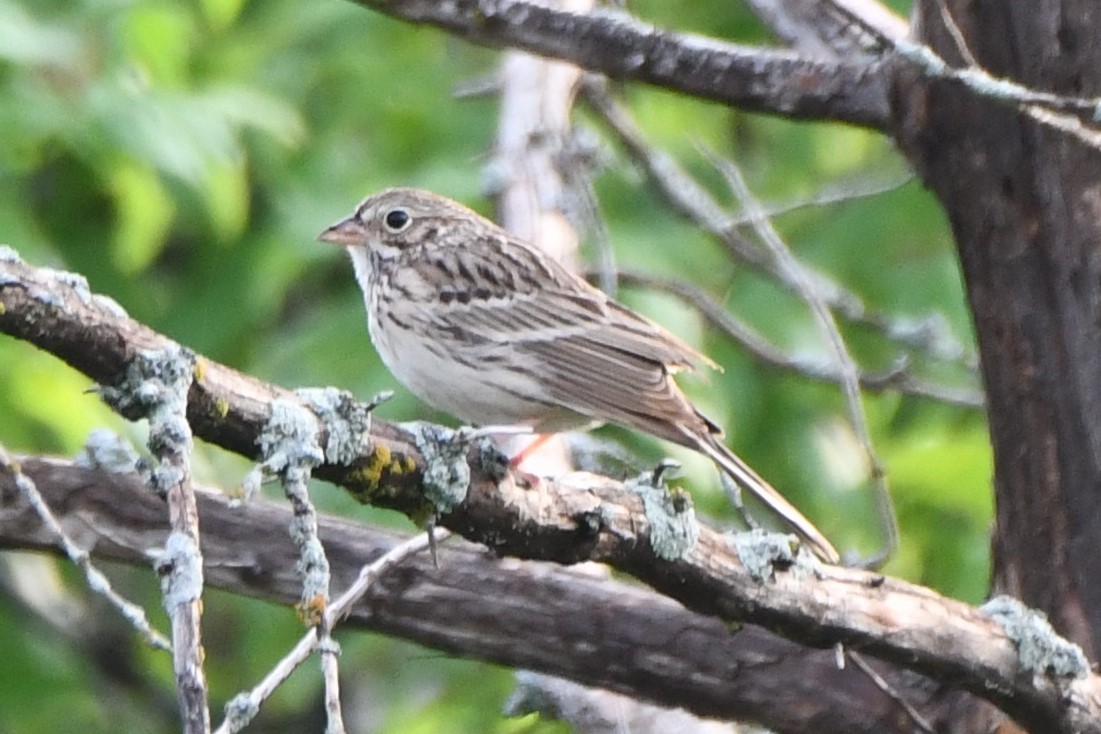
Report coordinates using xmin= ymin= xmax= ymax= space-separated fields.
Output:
xmin=362 ymin=265 xmax=587 ymax=431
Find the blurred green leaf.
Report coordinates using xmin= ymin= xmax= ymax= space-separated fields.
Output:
xmin=108 ymin=160 xmax=175 ymax=273
xmin=198 ymin=156 xmax=250 ymax=243
xmin=199 ymin=0 xmax=246 ymax=33
xmin=121 ymin=2 xmax=196 ymax=87
xmin=0 ymin=0 xmax=82 ymax=66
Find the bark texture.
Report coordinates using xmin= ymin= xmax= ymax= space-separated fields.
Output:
xmin=0 ymin=457 xmax=997 ymax=734
xmin=892 ymin=1 xmax=1101 ymax=660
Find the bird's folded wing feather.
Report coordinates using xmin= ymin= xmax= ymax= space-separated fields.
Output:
xmin=419 ymin=269 xmax=719 ymax=444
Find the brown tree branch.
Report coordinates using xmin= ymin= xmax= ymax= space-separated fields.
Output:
xmin=2 ymin=252 xmax=1100 ymax=731
xmin=0 ymin=456 xmax=996 ymax=734
xmin=744 ymin=0 xmax=908 ymax=59
xmin=350 ymin=0 xmax=892 ymax=130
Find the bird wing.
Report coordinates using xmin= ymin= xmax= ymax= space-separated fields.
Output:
xmin=409 ymin=238 xmax=716 ymax=366
xmin=406 ymin=240 xmax=718 ymax=443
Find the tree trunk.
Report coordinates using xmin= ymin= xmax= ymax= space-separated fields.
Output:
xmin=894 ymin=0 xmax=1101 ymax=657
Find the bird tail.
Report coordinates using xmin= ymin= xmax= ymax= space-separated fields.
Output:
xmin=690 ymin=430 xmax=840 ymax=563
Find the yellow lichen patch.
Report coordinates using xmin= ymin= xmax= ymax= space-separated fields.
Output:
xmin=346 ymin=466 xmax=381 ymax=491
xmin=342 ymin=445 xmax=424 ymax=505
xmin=345 ymin=445 xmax=396 ymax=497
xmin=296 ymin=595 xmax=326 ymax=626
xmin=194 ymin=358 xmax=206 ymax=382
xmin=214 ymin=397 xmax=230 ymax=419
xmin=385 ymin=451 xmax=417 ymax=476
xmin=0 ymin=300 xmax=6 ymax=315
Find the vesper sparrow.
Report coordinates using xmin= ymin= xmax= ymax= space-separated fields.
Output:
xmin=320 ymin=188 xmax=839 ymax=563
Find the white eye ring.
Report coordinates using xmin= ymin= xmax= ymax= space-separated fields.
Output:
xmin=383 ymin=208 xmax=412 ymax=233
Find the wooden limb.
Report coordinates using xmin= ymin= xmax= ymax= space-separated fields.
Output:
xmin=1 ymin=456 xmax=998 ymax=734
xmin=2 ymin=253 xmax=1100 ymax=731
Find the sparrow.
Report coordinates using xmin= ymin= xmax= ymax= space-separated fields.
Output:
xmin=320 ymin=188 xmax=839 ymax=563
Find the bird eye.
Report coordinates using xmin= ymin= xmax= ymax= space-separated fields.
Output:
xmin=383 ymin=208 xmax=411 ymax=232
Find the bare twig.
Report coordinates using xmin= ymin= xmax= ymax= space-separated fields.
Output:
xmin=849 ymin=651 xmax=937 ymax=733
xmin=608 ymin=269 xmax=984 ymax=409
xmin=579 ymin=79 xmax=978 ymax=372
xmin=741 ymin=170 xmax=915 ymax=222
xmin=708 ymin=151 xmax=897 ymax=566
xmin=932 ymin=0 xmax=978 ymax=67
xmin=0 ymin=444 xmax=170 ymax=650
xmin=99 ymin=344 xmax=210 ymax=732
xmin=218 ymin=528 xmax=446 ymax=734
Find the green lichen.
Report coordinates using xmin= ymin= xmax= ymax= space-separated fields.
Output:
xmin=626 ymin=471 xmax=699 ymax=561
xmin=983 ymin=595 xmax=1089 ymax=679
xmin=408 ymin=422 xmax=470 ymax=515
xmin=731 ymin=529 xmax=801 ymax=582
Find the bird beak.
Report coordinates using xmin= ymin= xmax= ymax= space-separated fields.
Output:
xmin=318 ymin=216 xmax=364 ymax=247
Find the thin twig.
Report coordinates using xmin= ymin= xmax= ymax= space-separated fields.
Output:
xmin=708 ymin=151 xmax=897 ymax=566
xmin=0 ymin=445 xmax=171 ymax=650
xmin=849 ymin=651 xmax=936 ymax=733
xmin=320 ymin=635 xmax=345 ymax=734
xmin=100 ymin=344 xmax=210 ymax=732
xmin=738 ymin=170 xmax=914 ymax=222
xmin=580 ymin=78 xmax=978 ymax=370
xmin=823 ymin=0 xmax=1101 ymax=150
xmin=256 ymin=399 xmax=342 ymax=732
xmin=933 ymin=0 xmax=978 ymax=67
xmin=608 ymin=269 xmax=984 ymax=409
xmin=216 ymin=528 xmax=447 ymax=734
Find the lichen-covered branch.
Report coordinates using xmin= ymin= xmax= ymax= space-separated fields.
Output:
xmin=101 ymin=343 xmax=210 ymax=732
xmin=2 ymin=252 xmax=1100 ymax=732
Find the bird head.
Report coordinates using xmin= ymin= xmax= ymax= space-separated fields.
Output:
xmin=318 ymin=188 xmax=485 ymax=262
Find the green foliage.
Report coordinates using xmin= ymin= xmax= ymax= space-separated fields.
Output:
xmin=0 ymin=0 xmax=992 ymax=731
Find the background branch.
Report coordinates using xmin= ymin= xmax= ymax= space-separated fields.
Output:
xmin=744 ymin=0 xmax=907 ymax=58
xmin=353 ymin=0 xmax=892 ymax=129
xmin=608 ymin=269 xmax=984 ymax=408
xmin=0 ymin=456 xmax=999 ymax=734
xmin=579 ymin=80 xmax=979 ymax=374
